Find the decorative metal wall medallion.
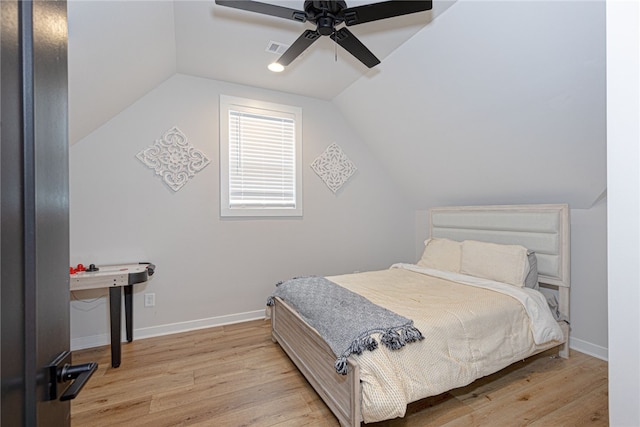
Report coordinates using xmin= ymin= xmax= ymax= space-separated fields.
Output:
xmin=136 ymin=126 xmax=210 ymax=191
xmin=311 ymin=143 xmax=357 ymax=193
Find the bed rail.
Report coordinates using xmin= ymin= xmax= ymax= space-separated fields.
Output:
xmin=271 ymin=297 xmax=361 ymax=427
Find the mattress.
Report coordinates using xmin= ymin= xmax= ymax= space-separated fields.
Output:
xmin=327 ymin=265 xmax=563 ymax=423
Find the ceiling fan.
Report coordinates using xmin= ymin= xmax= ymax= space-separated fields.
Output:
xmin=214 ymin=0 xmax=433 ymax=68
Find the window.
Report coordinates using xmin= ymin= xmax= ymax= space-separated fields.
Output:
xmin=220 ymin=95 xmax=302 ymax=217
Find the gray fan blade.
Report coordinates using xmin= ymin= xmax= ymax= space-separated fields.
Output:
xmin=342 ymin=0 xmax=432 ymax=26
xmin=215 ymin=1 xmax=306 ymax=22
xmin=330 ymin=27 xmax=380 ymax=68
xmin=278 ymin=30 xmax=321 ymax=66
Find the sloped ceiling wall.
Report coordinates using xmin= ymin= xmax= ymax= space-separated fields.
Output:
xmin=68 ymin=0 xmax=606 ymax=208
xmin=172 ymin=1 xmax=453 ymax=99
xmin=334 ymin=0 xmax=606 ymax=209
xmin=68 ymin=1 xmax=177 ymax=144
xmin=67 ymin=0 xmax=455 ymax=144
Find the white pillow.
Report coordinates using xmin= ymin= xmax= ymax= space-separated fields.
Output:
xmin=460 ymin=240 xmax=529 ymax=287
xmin=417 ymin=238 xmax=462 ymax=273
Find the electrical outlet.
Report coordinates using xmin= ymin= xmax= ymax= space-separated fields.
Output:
xmin=144 ymin=293 xmax=155 ymax=307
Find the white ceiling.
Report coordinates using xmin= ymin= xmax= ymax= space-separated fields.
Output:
xmin=68 ymin=0 xmax=453 ymax=144
xmin=67 ymin=1 xmax=606 ymax=211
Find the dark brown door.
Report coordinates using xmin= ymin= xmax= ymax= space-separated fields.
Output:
xmin=1 ymin=1 xmax=92 ymax=425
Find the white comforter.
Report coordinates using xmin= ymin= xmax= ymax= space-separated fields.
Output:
xmin=327 ymin=265 xmax=564 ymax=423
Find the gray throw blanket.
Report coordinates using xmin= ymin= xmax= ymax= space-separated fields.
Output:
xmin=267 ymin=277 xmax=423 ymax=375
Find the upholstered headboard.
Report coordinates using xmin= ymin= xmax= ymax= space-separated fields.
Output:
xmin=428 ymin=204 xmax=570 ymax=289
xmin=428 ymin=204 xmax=571 ymax=358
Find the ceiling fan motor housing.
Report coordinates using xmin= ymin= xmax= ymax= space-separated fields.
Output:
xmin=317 ymin=16 xmax=336 ymax=35
xmin=304 ymin=1 xmax=347 ymax=16
xmin=305 ymin=1 xmax=347 ymax=35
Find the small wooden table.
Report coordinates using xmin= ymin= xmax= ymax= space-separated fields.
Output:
xmin=70 ymin=263 xmax=155 ymax=368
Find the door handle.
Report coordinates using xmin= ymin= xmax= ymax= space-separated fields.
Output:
xmin=58 ymin=361 xmax=98 ymax=401
xmin=46 ymin=351 xmax=98 ymax=401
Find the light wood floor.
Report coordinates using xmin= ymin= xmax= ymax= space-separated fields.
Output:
xmin=71 ymin=319 xmax=608 ymax=426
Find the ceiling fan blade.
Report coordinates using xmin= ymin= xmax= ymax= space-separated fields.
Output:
xmin=342 ymin=0 xmax=432 ymax=26
xmin=330 ymin=27 xmax=380 ymax=68
xmin=277 ymin=30 xmax=321 ymax=66
xmin=215 ymin=1 xmax=307 ymax=23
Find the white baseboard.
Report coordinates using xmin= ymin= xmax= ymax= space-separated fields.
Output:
xmin=72 ymin=311 xmax=610 ymax=364
xmin=70 ymin=309 xmax=266 ymax=351
xmin=570 ymin=336 xmax=608 ymax=361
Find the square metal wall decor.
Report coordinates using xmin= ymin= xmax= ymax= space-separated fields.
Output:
xmin=136 ymin=126 xmax=210 ymax=192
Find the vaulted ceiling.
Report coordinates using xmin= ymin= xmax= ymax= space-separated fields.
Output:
xmin=68 ymin=0 xmax=453 ymax=144
xmin=68 ymin=1 xmax=606 ymax=210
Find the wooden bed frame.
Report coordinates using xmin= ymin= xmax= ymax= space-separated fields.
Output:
xmin=271 ymin=204 xmax=571 ymax=427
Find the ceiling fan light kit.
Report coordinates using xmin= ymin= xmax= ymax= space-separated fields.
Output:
xmin=215 ymin=0 xmax=433 ymax=68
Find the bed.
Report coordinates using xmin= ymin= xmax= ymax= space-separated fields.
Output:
xmin=269 ymin=204 xmax=571 ymax=426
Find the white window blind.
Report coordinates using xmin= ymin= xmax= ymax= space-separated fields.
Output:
xmin=220 ymin=95 xmax=302 ymax=217
xmin=228 ymin=110 xmax=295 ymax=208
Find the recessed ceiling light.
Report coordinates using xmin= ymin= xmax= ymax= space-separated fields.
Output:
xmin=268 ymin=62 xmax=285 ymax=73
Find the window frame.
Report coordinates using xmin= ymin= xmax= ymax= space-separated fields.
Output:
xmin=219 ymin=95 xmax=303 ymax=218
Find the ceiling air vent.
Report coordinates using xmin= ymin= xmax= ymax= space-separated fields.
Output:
xmin=265 ymin=41 xmax=289 ymax=55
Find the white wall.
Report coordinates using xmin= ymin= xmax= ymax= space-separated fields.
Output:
xmin=334 ymin=0 xmax=606 ymax=210
xmin=67 ymin=0 xmax=177 ymax=144
xmin=69 ymin=74 xmax=416 ymax=348
xmin=569 ymin=202 xmax=608 ymax=358
xmin=607 ymin=1 xmax=640 ymax=425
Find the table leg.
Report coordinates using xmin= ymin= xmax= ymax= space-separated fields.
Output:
xmin=124 ymin=285 xmax=133 ymax=342
xmin=108 ymin=287 xmax=121 ymax=368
